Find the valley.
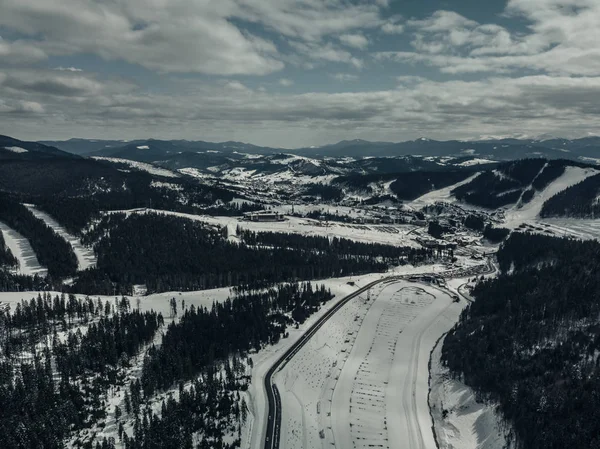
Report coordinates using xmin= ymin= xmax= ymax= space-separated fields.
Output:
xmin=0 ymin=133 xmax=600 ymax=449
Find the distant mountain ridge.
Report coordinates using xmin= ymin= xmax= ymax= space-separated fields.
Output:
xmin=0 ymin=135 xmax=78 ymax=160
xmin=40 ymin=136 xmax=600 ymax=162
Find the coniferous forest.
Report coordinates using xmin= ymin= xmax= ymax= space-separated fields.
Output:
xmin=72 ymin=213 xmax=437 ymax=295
xmin=0 ymin=283 xmax=335 ymax=449
xmin=443 ymin=233 xmax=600 ymax=449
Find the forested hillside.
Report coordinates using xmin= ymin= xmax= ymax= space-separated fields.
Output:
xmin=452 ymin=159 xmax=580 ymax=209
xmin=443 ymin=233 xmax=600 ymax=449
xmin=540 ymin=173 xmax=600 ymax=218
xmin=0 ymin=157 xmax=238 ymax=235
xmin=74 ymin=213 xmax=437 ymax=294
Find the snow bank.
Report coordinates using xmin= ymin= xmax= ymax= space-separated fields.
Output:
xmin=429 ymin=339 xmax=511 ymax=449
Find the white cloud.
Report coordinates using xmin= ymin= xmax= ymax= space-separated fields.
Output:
xmin=339 ymin=33 xmax=369 ymax=50
xmin=381 ymin=15 xmax=404 ymax=34
xmin=376 ymin=2 xmax=600 ymax=77
xmin=279 ymin=78 xmax=294 ymax=86
xmin=289 ymin=41 xmax=364 ymax=69
xmin=0 ymin=37 xmax=47 ymax=65
xmin=331 ymin=73 xmax=359 ymax=82
xmin=54 ymin=66 xmax=83 ymax=72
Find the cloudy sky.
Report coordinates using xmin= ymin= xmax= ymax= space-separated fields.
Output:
xmin=1 ymin=0 xmax=599 ymax=147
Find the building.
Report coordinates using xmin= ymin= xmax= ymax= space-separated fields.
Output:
xmin=243 ymin=211 xmax=286 ymax=222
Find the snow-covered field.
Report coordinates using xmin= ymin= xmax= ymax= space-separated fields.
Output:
xmin=265 ymin=278 xmax=470 ymax=449
xmin=429 ymin=340 xmax=510 ymax=449
xmin=26 ymin=205 xmax=97 ymax=270
xmin=107 ymin=208 xmax=422 ymax=248
xmin=0 ymin=221 xmax=47 ymax=276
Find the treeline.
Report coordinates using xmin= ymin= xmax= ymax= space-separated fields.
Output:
xmin=540 ymin=173 xmax=600 ymax=218
xmin=142 ymin=282 xmax=331 ymax=395
xmin=72 ymin=213 xmax=437 ymax=295
xmin=482 ymin=225 xmax=510 ymax=243
xmin=0 ymin=296 xmax=162 ymax=449
xmin=0 ymin=194 xmax=77 ymax=278
xmin=442 ymin=233 xmax=600 ymax=449
xmin=0 ymin=231 xmax=18 ymax=268
xmin=0 ymin=270 xmax=46 ymax=292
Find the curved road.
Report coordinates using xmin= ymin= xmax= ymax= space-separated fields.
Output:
xmin=262 ymin=258 xmax=495 ymax=449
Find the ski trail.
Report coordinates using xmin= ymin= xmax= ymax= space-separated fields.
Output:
xmin=25 ymin=205 xmax=97 ymax=270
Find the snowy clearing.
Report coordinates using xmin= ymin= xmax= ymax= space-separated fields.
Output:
xmin=457 ymin=159 xmax=496 ymax=167
xmin=271 ymin=279 xmax=469 ymax=449
xmin=105 ymin=208 xmax=423 ymax=248
xmin=26 ymin=205 xmax=97 ymax=270
xmin=4 ymin=146 xmax=28 ymax=153
xmin=0 ymin=221 xmax=47 ymax=276
xmin=429 ymin=339 xmax=510 ymax=449
xmin=92 ymin=156 xmax=180 ymax=178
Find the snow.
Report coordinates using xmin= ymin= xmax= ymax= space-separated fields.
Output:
xmin=150 ymin=180 xmax=184 ymax=191
xmin=136 ymin=145 xmax=150 ymax=150
xmin=270 ymin=279 xmax=473 ymax=449
xmin=0 ymin=221 xmax=47 ymax=276
xmin=25 ymin=205 xmax=97 ymax=270
xmin=4 ymin=146 xmax=28 ymax=153
xmin=407 ymin=173 xmax=481 ymax=209
xmin=429 ymin=340 xmax=510 ymax=449
xmin=92 ymin=157 xmax=180 ymax=178
xmin=457 ymin=159 xmax=496 ymax=167
xmin=503 ymin=166 xmax=599 ymax=229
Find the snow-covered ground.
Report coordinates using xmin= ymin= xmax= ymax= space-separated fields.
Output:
xmin=92 ymin=156 xmax=180 ymax=178
xmin=25 ymin=205 xmax=97 ymax=270
xmin=503 ymin=166 xmax=599 ymax=229
xmin=429 ymin=340 xmax=510 ymax=449
xmin=106 ymin=208 xmax=422 ymax=248
xmin=270 ymin=279 xmax=470 ymax=449
xmin=0 ymin=221 xmax=47 ymax=276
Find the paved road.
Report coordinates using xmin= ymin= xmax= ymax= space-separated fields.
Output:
xmin=262 ymin=258 xmax=495 ymax=449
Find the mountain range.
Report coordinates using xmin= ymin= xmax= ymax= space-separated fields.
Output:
xmin=39 ymin=136 xmax=600 ymax=162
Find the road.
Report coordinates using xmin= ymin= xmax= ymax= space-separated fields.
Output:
xmin=262 ymin=257 xmax=495 ymax=449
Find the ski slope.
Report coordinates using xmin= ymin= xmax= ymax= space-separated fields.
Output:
xmin=503 ymin=166 xmax=599 ymax=229
xmin=26 ymin=205 xmax=97 ymax=270
xmin=407 ymin=173 xmax=480 ymax=209
xmin=0 ymin=221 xmax=47 ymax=276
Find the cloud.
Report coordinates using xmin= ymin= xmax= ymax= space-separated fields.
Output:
xmin=0 ymin=38 xmax=47 ymax=65
xmin=54 ymin=66 xmax=83 ymax=72
xmin=375 ymin=2 xmax=600 ymax=77
xmin=279 ymin=78 xmax=294 ymax=86
xmin=339 ymin=33 xmax=369 ymax=50
xmin=0 ymin=0 xmax=284 ymax=76
xmin=331 ymin=73 xmax=359 ymax=82
xmin=381 ymin=15 xmax=404 ymax=34
xmin=289 ymin=41 xmax=363 ymax=68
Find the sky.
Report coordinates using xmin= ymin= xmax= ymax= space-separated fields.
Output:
xmin=1 ymin=0 xmax=599 ymax=148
